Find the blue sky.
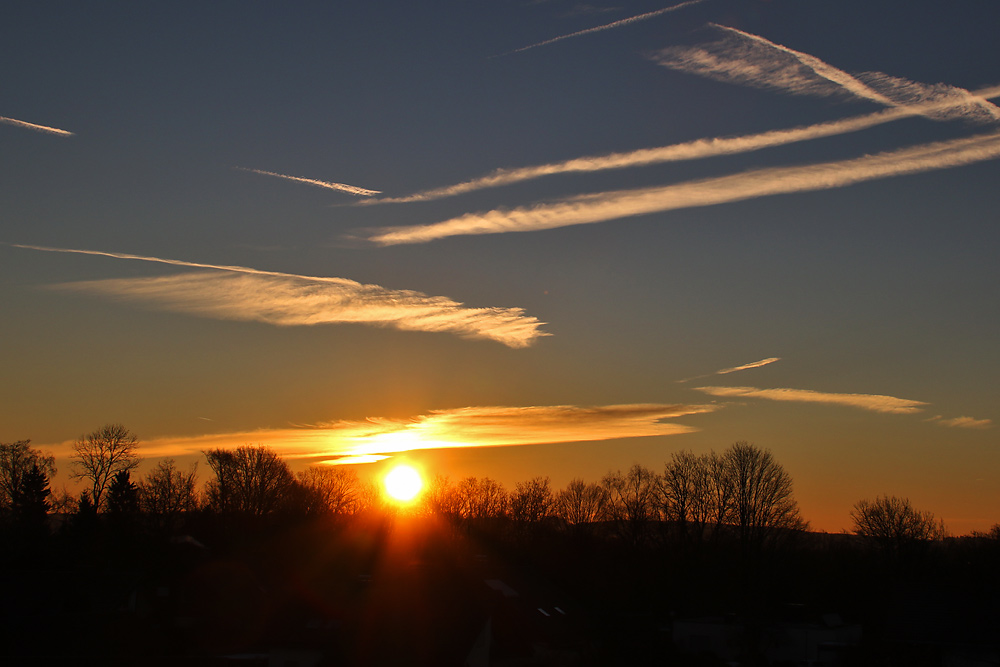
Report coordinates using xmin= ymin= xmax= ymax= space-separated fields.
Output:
xmin=2 ymin=0 xmax=998 ymax=531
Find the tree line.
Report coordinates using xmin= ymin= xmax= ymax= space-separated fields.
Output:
xmin=1 ymin=424 xmax=988 ymax=552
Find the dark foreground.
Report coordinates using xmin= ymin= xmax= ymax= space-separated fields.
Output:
xmin=2 ymin=512 xmax=998 ymax=666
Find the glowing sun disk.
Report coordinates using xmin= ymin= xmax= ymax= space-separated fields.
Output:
xmin=384 ymin=465 xmax=423 ymax=502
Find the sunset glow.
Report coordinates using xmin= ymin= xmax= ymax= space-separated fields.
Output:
xmin=3 ymin=0 xmax=999 ymax=536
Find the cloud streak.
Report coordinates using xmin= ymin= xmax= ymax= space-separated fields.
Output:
xmin=50 ymin=403 xmax=717 ymax=463
xmin=363 ymin=85 xmax=1000 ymax=206
xmin=928 ymin=415 xmax=993 ymax=430
xmin=716 ymin=357 xmax=781 ymax=375
xmin=655 ymin=25 xmax=1000 ymax=123
xmin=236 ymin=167 xmax=380 ymax=196
xmin=694 ymin=386 xmax=927 ymax=414
xmin=0 ymin=115 xmax=74 ymax=136
xmin=12 ymin=244 xmax=548 ymax=348
xmin=498 ymin=0 xmax=705 ymax=56
xmin=678 ymin=356 xmax=781 ymax=383
xmin=362 ymin=129 xmax=1000 ymax=244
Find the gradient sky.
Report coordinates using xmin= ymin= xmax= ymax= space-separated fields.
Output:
xmin=3 ymin=0 xmax=998 ymax=533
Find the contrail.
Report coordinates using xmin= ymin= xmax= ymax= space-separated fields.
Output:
xmin=708 ymin=23 xmax=900 ymax=109
xmin=0 ymin=116 xmax=74 ymax=136
xmin=496 ymin=0 xmax=705 ymax=57
xmin=677 ymin=356 xmax=780 ymax=382
xmin=716 ymin=357 xmax=781 ymax=375
xmin=362 ymin=130 xmax=1000 ymax=245
xmin=236 ymin=167 xmax=380 ymax=196
xmin=9 ymin=244 xmax=548 ymax=348
xmin=364 ymin=84 xmax=1000 ymax=205
xmin=658 ymin=25 xmax=1000 ymax=123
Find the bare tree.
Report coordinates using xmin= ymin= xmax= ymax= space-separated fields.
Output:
xmin=660 ymin=450 xmax=713 ymax=542
xmin=455 ymin=477 xmax=508 ymax=519
xmin=204 ymin=445 xmax=296 ymax=516
xmin=726 ymin=441 xmax=805 ymax=552
xmin=705 ymin=450 xmax=735 ymax=531
xmin=851 ymin=495 xmax=945 ymax=555
xmin=555 ymin=478 xmax=607 ymax=526
xmin=297 ymin=465 xmax=360 ymax=516
xmin=138 ymin=459 xmax=200 ymax=527
xmin=422 ymin=474 xmax=461 ymax=517
xmin=601 ymin=463 xmax=659 ymax=546
xmin=70 ymin=424 xmax=141 ymax=511
xmin=1 ymin=440 xmax=56 ymax=514
xmin=509 ymin=476 xmax=554 ymax=523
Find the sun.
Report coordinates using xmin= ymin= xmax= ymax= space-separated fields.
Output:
xmin=383 ymin=464 xmax=424 ymax=503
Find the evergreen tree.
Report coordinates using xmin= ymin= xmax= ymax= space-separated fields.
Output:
xmin=105 ymin=470 xmax=140 ymax=515
xmin=13 ymin=463 xmax=51 ymax=529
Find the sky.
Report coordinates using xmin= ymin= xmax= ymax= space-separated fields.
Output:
xmin=2 ymin=0 xmax=998 ymax=533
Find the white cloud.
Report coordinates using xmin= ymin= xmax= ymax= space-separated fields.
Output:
xmin=237 ymin=167 xmax=380 ymax=196
xmin=14 ymin=244 xmax=548 ymax=348
xmin=694 ymin=385 xmax=928 ymax=414
xmin=362 ymin=130 xmax=1000 ymax=245
xmin=0 ymin=115 xmax=74 ymax=136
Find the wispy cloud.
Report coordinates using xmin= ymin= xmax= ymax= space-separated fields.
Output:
xmin=12 ymin=244 xmax=548 ymax=348
xmin=363 ymin=85 xmax=1000 ymax=206
xmin=655 ymin=25 xmax=1000 ymax=123
xmin=927 ymin=415 xmax=993 ymax=430
xmin=49 ymin=403 xmax=717 ymax=463
xmin=362 ymin=130 xmax=1000 ymax=245
xmin=0 ymin=115 xmax=74 ymax=136
xmin=497 ymin=0 xmax=705 ymax=56
xmin=236 ymin=167 xmax=380 ymax=196
xmin=694 ymin=386 xmax=927 ymax=414
xmin=678 ymin=357 xmax=781 ymax=383
xmin=716 ymin=357 xmax=781 ymax=375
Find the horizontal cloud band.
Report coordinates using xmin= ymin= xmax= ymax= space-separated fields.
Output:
xmin=49 ymin=403 xmax=717 ymax=463
xmin=695 ymin=386 xmax=927 ymax=414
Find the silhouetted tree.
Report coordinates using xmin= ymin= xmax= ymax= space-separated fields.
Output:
xmin=971 ymin=523 xmax=1000 ymax=541
xmin=726 ymin=442 xmax=806 ymax=553
xmin=509 ymin=476 xmax=553 ymax=523
xmin=455 ymin=477 xmax=508 ymax=519
xmin=660 ymin=450 xmax=714 ymax=543
xmin=12 ymin=463 xmax=51 ymax=534
xmin=105 ymin=470 xmax=140 ymax=515
xmin=74 ymin=490 xmax=98 ymax=531
xmin=705 ymin=450 xmax=736 ymax=532
xmin=204 ymin=445 xmax=296 ymax=516
xmin=70 ymin=424 xmax=141 ymax=511
xmin=297 ymin=465 xmax=360 ymax=516
xmin=138 ymin=458 xmax=199 ymax=528
xmin=555 ymin=478 xmax=607 ymax=526
xmin=1 ymin=440 xmax=56 ymax=515
xmin=422 ymin=474 xmax=461 ymax=517
xmin=601 ymin=463 xmax=659 ymax=546
xmin=851 ymin=495 xmax=945 ymax=558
